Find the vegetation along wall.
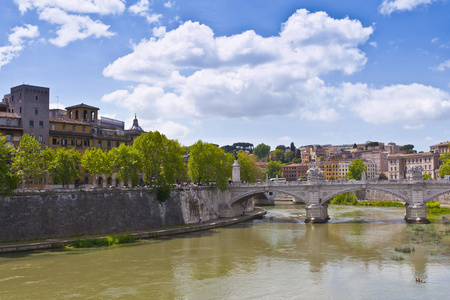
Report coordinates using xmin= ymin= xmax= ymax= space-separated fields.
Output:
xmin=0 ymin=187 xmax=220 ymax=243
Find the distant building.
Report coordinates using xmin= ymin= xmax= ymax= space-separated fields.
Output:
xmin=430 ymin=141 xmax=450 ymax=154
xmin=282 ymin=163 xmax=309 ymax=181
xmin=387 ymin=152 xmax=440 ymax=180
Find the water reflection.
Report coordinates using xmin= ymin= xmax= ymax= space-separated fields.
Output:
xmin=1 ymin=203 xmax=450 ymax=299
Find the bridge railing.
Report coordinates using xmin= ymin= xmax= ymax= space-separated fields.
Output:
xmin=228 ymin=178 xmax=450 ymax=188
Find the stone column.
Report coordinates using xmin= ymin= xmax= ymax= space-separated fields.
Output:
xmin=305 ymin=203 xmax=330 ymax=223
xmin=404 ymin=203 xmax=430 ymax=224
xmin=232 ymin=160 xmax=240 ymax=183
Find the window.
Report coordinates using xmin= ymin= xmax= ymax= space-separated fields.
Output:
xmin=29 ymin=120 xmax=34 ymax=127
xmin=19 ymin=107 xmax=22 ymax=113
xmin=39 ymin=121 xmax=44 ymax=128
xmin=62 ymin=124 xmax=66 ymax=131
xmin=61 ymin=139 xmax=67 ymax=145
xmin=53 ymin=138 xmax=57 ymax=145
xmin=11 ymin=95 xmax=14 ymax=102
xmin=35 ymin=95 xmax=38 ymax=101
xmin=97 ymin=140 xmax=102 ymax=148
xmin=6 ymin=135 xmax=11 ymax=141
xmin=51 ymin=123 xmax=55 ymax=130
xmin=72 ymin=125 xmax=76 ymax=132
xmin=20 ymin=93 xmax=22 ymax=100
xmin=82 ymin=126 xmax=85 ymax=133
xmin=71 ymin=140 xmax=75 ymax=146
xmin=38 ymin=136 xmax=43 ymax=143
xmin=6 ymin=119 xmax=11 ymax=126
xmin=35 ymin=109 xmax=38 ymax=115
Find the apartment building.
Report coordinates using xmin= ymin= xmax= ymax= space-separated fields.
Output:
xmin=387 ymin=152 xmax=440 ymax=179
xmin=282 ymin=163 xmax=309 ymax=181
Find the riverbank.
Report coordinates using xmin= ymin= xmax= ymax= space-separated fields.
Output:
xmin=0 ymin=208 xmax=266 ymax=254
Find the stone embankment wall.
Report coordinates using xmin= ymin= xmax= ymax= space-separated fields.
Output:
xmin=358 ymin=190 xmax=450 ymax=205
xmin=0 ymin=187 xmax=220 ymax=243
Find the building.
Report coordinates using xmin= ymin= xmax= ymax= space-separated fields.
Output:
xmin=353 ymin=150 xmax=389 ymax=175
xmin=282 ymin=163 xmax=309 ymax=181
xmin=0 ymin=112 xmax=22 ymax=147
xmin=430 ymin=141 xmax=450 ymax=154
xmin=317 ymin=161 xmax=340 ymax=180
xmin=3 ymin=85 xmax=50 ymax=147
xmin=387 ymin=152 xmax=440 ymax=180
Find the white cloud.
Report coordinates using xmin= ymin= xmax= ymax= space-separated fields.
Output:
xmin=0 ymin=24 xmax=39 ymax=69
xmin=101 ymin=9 xmax=450 ymax=130
xmin=403 ymin=123 xmax=425 ymax=130
xmin=13 ymin=0 xmax=123 ymax=46
xmin=378 ymin=0 xmax=438 ymax=15
xmin=434 ymin=60 xmax=450 ymax=71
xmin=164 ymin=1 xmax=175 ymax=9
xmin=348 ymin=83 xmax=450 ymax=124
xmin=425 ymin=136 xmax=434 ymax=141
xmin=129 ymin=0 xmax=161 ymax=24
xmin=39 ymin=7 xmax=115 ymax=47
xmin=103 ymin=9 xmax=373 ymax=122
xmin=13 ymin=0 xmax=126 ymax=15
xmin=152 ymin=26 xmax=166 ymax=38
xmin=369 ymin=41 xmax=378 ymax=48
xmin=8 ymin=24 xmax=40 ymax=46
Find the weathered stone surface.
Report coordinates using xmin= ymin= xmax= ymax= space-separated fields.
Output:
xmin=0 ymin=188 xmax=220 ymax=243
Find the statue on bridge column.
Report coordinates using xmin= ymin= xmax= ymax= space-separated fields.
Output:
xmin=307 ymin=166 xmax=325 ymax=182
xmin=406 ymin=165 xmax=423 ymax=181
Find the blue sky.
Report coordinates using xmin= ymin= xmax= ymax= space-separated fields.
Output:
xmin=1 ymin=0 xmax=450 ymax=152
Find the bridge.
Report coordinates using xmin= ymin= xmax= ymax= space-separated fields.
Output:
xmin=217 ymin=165 xmax=450 ymax=224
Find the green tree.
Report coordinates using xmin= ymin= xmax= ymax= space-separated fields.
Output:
xmin=264 ymin=160 xmax=282 ymax=179
xmin=110 ymin=144 xmax=141 ymax=187
xmin=11 ymin=134 xmax=43 ymax=188
xmin=423 ymin=174 xmax=433 ymax=180
xmin=438 ymin=150 xmax=450 ymax=178
xmin=347 ymin=159 xmax=367 ymax=180
xmin=133 ymin=131 xmax=186 ymax=201
xmin=46 ymin=148 xmax=82 ymax=188
xmin=400 ymin=144 xmax=415 ymax=153
xmin=188 ymin=140 xmax=234 ymax=191
xmin=378 ymin=172 xmax=388 ymax=180
xmin=81 ymin=147 xmax=112 ymax=186
xmin=272 ymin=149 xmax=285 ymax=162
xmin=253 ymin=143 xmax=270 ymax=160
xmin=237 ymin=151 xmax=261 ymax=183
xmin=0 ymin=136 xmax=19 ymax=194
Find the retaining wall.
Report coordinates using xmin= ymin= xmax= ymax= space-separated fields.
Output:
xmin=0 ymin=187 xmax=220 ymax=243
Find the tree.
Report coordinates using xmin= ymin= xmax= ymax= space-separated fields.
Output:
xmin=276 ymin=145 xmax=286 ymax=151
xmin=423 ymin=174 xmax=433 ymax=180
xmin=237 ymin=151 xmax=261 ymax=183
xmin=188 ymin=140 xmax=234 ymax=191
xmin=378 ymin=172 xmax=388 ymax=180
xmin=46 ymin=147 xmax=82 ymax=188
xmin=0 ymin=136 xmax=18 ymax=194
xmin=109 ymin=144 xmax=141 ymax=186
xmin=133 ymin=131 xmax=186 ymax=201
xmin=264 ymin=160 xmax=282 ymax=179
xmin=233 ymin=142 xmax=254 ymax=153
xmin=81 ymin=147 xmax=111 ymax=186
xmin=438 ymin=150 xmax=450 ymax=178
xmin=400 ymin=144 xmax=415 ymax=153
xmin=347 ymin=159 xmax=367 ymax=180
xmin=11 ymin=134 xmax=44 ymax=188
xmin=253 ymin=143 xmax=270 ymax=160
xmin=221 ymin=145 xmax=236 ymax=153
xmin=272 ymin=149 xmax=285 ymax=162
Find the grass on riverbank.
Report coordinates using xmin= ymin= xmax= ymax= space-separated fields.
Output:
xmin=329 ymin=193 xmax=404 ymax=207
xmin=426 ymin=201 xmax=450 ymax=215
xmin=62 ymin=235 xmax=135 ymax=249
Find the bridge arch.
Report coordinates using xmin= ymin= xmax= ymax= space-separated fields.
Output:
xmin=321 ymin=186 xmax=409 ymax=204
xmin=424 ymin=188 xmax=450 ymax=203
xmin=230 ymin=188 xmax=308 ymax=207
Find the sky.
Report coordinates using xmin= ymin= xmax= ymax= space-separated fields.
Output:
xmin=1 ymin=0 xmax=450 ymax=152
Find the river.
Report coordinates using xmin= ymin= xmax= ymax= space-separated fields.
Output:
xmin=1 ymin=203 xmax=450 ymax=299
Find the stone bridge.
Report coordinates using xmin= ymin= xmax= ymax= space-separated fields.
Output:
xmin=217 ymin=165 xmax=450 ymax=224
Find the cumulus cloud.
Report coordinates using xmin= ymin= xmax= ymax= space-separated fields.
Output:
xmin=434 ymin=60 xmax=450 ymax=71
xmin=129 ymin=0 xmax=162 ymax=24
xmin=101 ymin=9 xmax=450 ymax=129
xmin=103 ymin=10 xmax=373 ymax=120
xmin=348 ymin=83 xmax=450 ymax=124
xmin=13 ymin=0 xmax=124 ymax=46
xmin=378 ymin=0 xmax=438 ymax=15
xmin=0 ymin=24 xmax=39 ymax=69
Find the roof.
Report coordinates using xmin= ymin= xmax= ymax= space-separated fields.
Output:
xmin=0 ymin=112 xmax=21 ymax=119
xmin=430 ymin=141 xmax=450 ymax=147
xmin=65 ymin=103 xmax=100 ymax=110
xmin=49 ymin=117 xmax=91 ymax=125
xmin=388 ymin=152 xmax=438 ymax=159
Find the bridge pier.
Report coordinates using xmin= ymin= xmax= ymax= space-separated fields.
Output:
xmin=305 ymin=203 xmax=330 ymax=223
xmin=404 ymin=203 xmax=430 ymax=224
